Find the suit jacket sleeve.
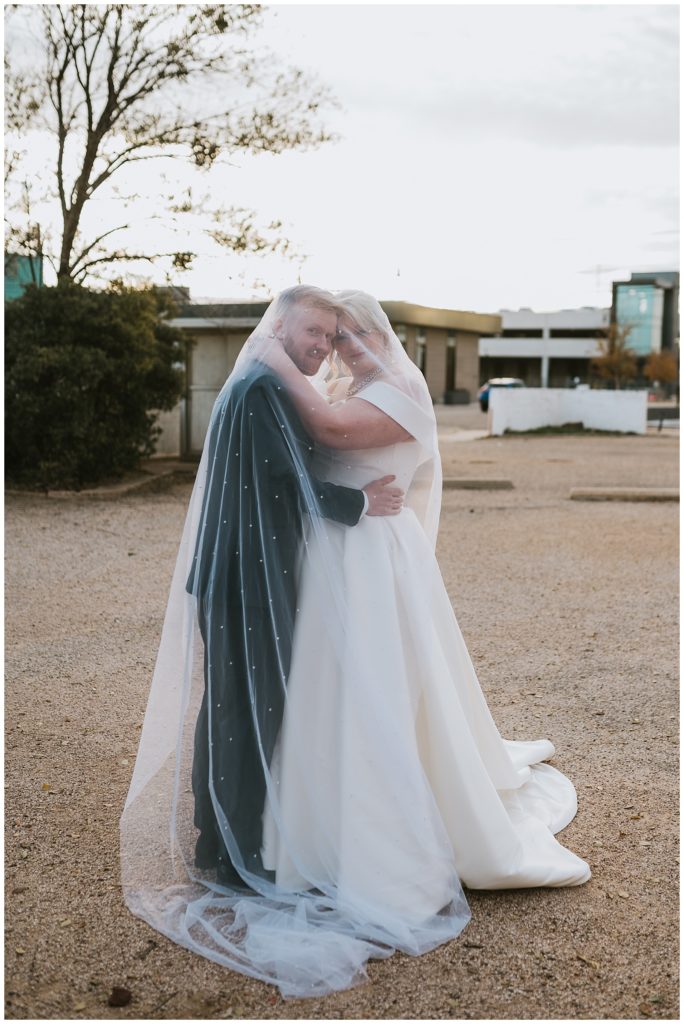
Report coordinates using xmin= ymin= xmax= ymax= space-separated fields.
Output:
xmin=248 ymin=378 xmax=365 ymax=528
xmin=307 ymin=472 xmax=364 ymax=526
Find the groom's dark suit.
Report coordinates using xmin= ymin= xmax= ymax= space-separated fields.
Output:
xmin=186 ymin=366 xmax=364 ymax=886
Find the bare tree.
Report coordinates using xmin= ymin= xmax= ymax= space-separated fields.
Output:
xmin=4 ymin=54 xmax=46 ymax=280
xmin=591 ymin=322 xmax=639 ymax=389
xmin=4 ymin=4 xmax=337 ymax=283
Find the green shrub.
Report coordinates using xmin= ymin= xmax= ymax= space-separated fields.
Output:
xmin=5 ymin=281 xmax=185 ymax=489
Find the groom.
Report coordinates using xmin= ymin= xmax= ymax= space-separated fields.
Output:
xmin=187 ymin=285 xmax=403 ymax=888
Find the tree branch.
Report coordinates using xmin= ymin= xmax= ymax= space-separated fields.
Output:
xmin=8 ymin=3 xmax=337 ymax=282
xmin=68 ymin=223 xmax=131 ymax=275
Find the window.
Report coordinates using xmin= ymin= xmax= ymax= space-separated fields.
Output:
xmin=549 ymin=328 xmax=602 ymax=339
xmin=415 ymin=330 xmax=426 ymax=374
xmin=446 ymin=334 xmax=456 ymax=390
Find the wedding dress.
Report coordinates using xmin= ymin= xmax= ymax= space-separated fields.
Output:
xmin=262 ymin=380 xmax=591 ymax=902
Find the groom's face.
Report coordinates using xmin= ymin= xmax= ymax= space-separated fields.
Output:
xmin=276 ymin=304 xmax=337 ymax=376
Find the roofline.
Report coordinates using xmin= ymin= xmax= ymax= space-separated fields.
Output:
xmin=171 ymin=316 xmax=261 ymax=330
xmin=380 ymin=300 xmax=502 ymax=335
xmin=171 ymin=298 xmax=502 ymax=335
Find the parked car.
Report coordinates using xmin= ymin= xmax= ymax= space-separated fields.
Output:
xmin=477 ymin=377 xmax=525 ymax=412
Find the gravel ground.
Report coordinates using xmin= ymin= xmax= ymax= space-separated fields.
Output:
xmin=5 ymin=422 xmax=679 ymax=1020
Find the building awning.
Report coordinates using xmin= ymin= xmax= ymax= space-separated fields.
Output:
xmin=380 ymin=301 xmax=501 ymax=335
xmin=170 ymin=298 xmax=502 ymax=336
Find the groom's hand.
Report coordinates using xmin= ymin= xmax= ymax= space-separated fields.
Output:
xmin=363 ymin=475 xmax=404 ymax=516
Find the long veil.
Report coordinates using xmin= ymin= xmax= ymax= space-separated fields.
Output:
xmin=119 ymin=286 xmax=471 ymax=997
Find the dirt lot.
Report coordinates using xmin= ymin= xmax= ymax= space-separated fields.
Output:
xmin=5 ymin=424 xmax=679 ymax=1020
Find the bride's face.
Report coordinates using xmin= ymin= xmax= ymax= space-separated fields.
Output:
xmin=334 ymin=317 xmax=384 ymax=376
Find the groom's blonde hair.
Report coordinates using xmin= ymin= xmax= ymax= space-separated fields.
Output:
xmin=271 ymin=285 xmax=341 ymax=322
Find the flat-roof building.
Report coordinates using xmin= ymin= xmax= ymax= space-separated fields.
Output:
xmin=159 ymin=296 xmax=501 ymax=456
xmin=479 ymin=306 xmax=610 ymax=389
xmin=612 ymin=271 xmax=679 ymax=355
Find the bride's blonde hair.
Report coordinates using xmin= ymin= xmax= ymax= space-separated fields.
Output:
xmin=336 ymin=290 xmax=391 ymax=348
xmin=325 ymin=290 xmax=393 ymax=390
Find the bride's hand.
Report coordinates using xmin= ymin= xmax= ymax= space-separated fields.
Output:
xmin=250 ymin=332 xmax=297 ymax=376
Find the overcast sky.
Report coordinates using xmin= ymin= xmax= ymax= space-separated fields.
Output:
xmin=6 ymin=3 xmax=680 ymax=313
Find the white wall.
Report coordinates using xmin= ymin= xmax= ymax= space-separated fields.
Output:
xmin=151 ymin=403 xmax=184 ymax=456
xmin=488 ymin=388 xmax=648 ymax=436
xmin=479 ymin=336 xmax=601 ymax=359
xmin=189 ymin=387 xmax=221 ymax=452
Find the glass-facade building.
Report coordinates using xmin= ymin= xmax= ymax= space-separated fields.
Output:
xmin=4 ymin=254 xmax=43 ymax=302
xmin=612 ymin=272 xmax=679 ymax=356
xmin=614 ymin=283 xmax=664 ymax=355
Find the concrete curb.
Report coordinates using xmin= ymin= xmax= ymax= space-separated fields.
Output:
xmin=569 ymin=487 xmax=679 ymax=503
xmin=438 ymin=429 xmax=490 ymax=443
xmin=6 ymin=466 xmax=196 ymax=501
xmin=443 ymin=478 xmax=514 ymax=491
xmin=10 ymin=471 xmax=514 ymax=499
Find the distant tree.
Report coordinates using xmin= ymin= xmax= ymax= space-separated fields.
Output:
xmin=5 ymin=282 xmax=185 ymax=489
xmin=4 ymin=4 xmax=337 ymax=283
xmin=4 ymin=58 xmax=45 ymax=281
xmin=643 ymin=350 xmax=679 ymax=392
xmin=591 ymin=322 xmax=639 ymax=389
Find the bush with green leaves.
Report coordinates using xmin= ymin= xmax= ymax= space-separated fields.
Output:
xmin=5 ymin=282 xmax=185 ymax=489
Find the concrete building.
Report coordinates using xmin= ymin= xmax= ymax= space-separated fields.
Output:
xmin=382 ymin=301 xmax=500 ymax=403
xmin=479 ymin=306 xmax=610 ymax=389
xmin=161 ymin=297 xmax=500 ymax=456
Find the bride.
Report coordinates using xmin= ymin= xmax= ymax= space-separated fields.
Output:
xmin=120 ymin=287 xmax=589 ymax=1000
xmin=259 ymin=290 xmax=591 ymax=896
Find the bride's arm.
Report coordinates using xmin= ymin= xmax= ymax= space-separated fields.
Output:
xmin=264 ymin=346 xmax=412 ymax=450
xmin=312 ymin=393 xmax=413 ymax=450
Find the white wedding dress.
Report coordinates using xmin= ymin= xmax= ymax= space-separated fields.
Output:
xmin=262 ymin=381 xmax=590 ymax=918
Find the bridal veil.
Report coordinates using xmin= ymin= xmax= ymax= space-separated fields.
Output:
xmin=119 ymin=286 xmax=471 ymax=997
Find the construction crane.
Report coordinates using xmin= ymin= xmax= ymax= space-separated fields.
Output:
xmin=578 ymin=264 xmax=625 ymax=303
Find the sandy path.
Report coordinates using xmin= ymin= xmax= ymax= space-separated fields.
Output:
xmin=5 ymin=428 xmax=679 ymax=1020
